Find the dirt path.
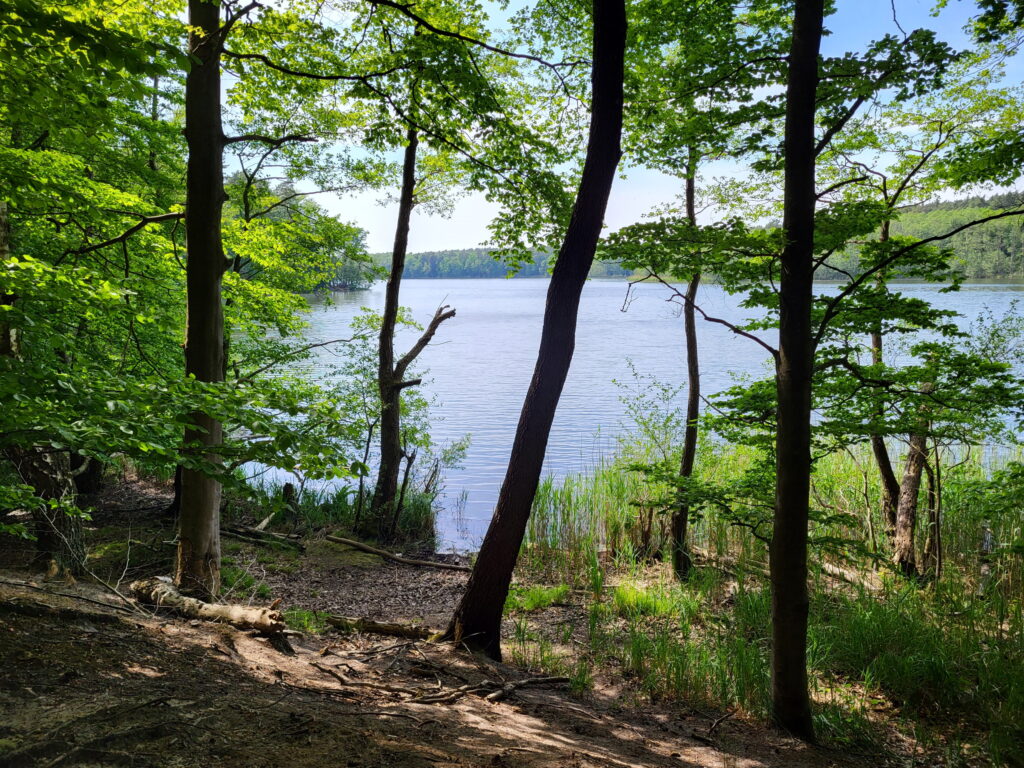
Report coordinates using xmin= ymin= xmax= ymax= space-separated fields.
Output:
xmin=0 ymin=575 xmax=850 ymax=768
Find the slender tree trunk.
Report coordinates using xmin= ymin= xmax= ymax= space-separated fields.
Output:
xmin=176 ymin=0 xmax=226 ymax=600
xmin=868 ymin=226 xmax=900 ymax=538
xmin=770 ymin=0 xmax=822 ymax=741
xmin=672 ymin=164 xmax=700 ymax=582
xmin=893 ymin=432 xmax=927 ymax=577
xmin=370 ymin=127 xmax=418 ymax=535
xmin=442 ymin=0 xmax=626 ymax=660
xmin=922 ymin=451 xmax=942 ymax=580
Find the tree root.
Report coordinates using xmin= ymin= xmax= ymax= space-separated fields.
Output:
xmin=130 ymin=576 xmax=285 ymax=633
xmin=308 ymin=660 xmax=568 ymax=706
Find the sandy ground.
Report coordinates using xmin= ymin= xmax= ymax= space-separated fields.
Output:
xmin=0 ymin=575 xmax=852 ymax=768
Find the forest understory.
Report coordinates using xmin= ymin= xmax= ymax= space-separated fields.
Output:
xmin=0 ymin=476 xmax=986 ymax=768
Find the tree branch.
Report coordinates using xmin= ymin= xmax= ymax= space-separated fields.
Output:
xmin=393 ymin=304 xmax=456 ymax=380
xmin=71 ymin=212 xmax=184 ymax=257
xmin=223 ymin=133 xmax=316 ymax=147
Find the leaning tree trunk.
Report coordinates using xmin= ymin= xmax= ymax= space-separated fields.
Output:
xmin=770 ymin=0 xmax=822 ymax=741
xmin=442 ymin=0 xmax=626 ymax=661
xmin=893 ymin=432 xmax=927 ymax=578
xmin=672 ymin=164 xmax=701 ymax=582
xmin=176 ymin=0 xmax=226 ymax=600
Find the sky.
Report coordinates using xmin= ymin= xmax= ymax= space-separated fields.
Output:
xmin=315 ymin=0 xmax=1017 ymax=254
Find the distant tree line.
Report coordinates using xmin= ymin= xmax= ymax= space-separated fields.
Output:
xmin=820 ymin=194 xmax=1024 ymax=280
xmin=371 ymin=248 xmax=631 ymax=279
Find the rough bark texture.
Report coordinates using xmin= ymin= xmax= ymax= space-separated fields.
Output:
xmin=370 ymin=127 xmax=418 ymax=533
xmin=922 ymin=455 xmax=942 ymax=579
xmin=442 ymin=0 xmax=626 ymax=660
xmin=770 ymin=0 xmax=822 ymax=741
xmin=893 ymin=432 xmax=927 ymax=577
xmin=672 ymin=168 xmax=700 ymax=582
xmin=176 ymin=0 xmax=226 ymax=600
xmin=9 ymin=450 xmax=85 ymax=579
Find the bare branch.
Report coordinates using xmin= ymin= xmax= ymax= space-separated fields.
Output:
xmin=394 ymin=304 xmax=456 ymax=379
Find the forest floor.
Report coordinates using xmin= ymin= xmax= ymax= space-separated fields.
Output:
xmin=0 ymin=480 xmax=884 ymax=767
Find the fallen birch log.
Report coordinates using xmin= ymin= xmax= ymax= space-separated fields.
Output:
xmin=325 ymin=535 xmax=470 ymax=572
xmin=130 ymin=576 xmax=285 ymax=633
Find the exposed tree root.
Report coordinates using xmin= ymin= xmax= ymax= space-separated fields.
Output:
xmin=308 ymin=659 xmax=568 ymax=706
xmin=130 ymin=576 xmax=285 ymax=633
xmin=324 ymin=535 xmax=470 ymax=572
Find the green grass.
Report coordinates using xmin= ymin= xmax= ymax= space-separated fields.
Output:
xmin=512 ymin=431 xmax=1024 ymax=762
xmin=505 ymin=584 xmax=570 ymax=613
xmin=283 ymin=607 xmax=329 ymax=634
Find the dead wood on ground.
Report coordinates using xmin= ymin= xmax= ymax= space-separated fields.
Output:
xmin=130 ymin=576 xmax=285 ymax=632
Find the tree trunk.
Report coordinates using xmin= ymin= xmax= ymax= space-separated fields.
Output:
xmin=369 ymin=127 xmax=418 ymax=535
xmin=9 ymin=450 xmax=85 ymax=579
xmin=442 ymin=0 xmax=626 ymax=661
xmin=868 ymin=226 xmax=900 ymax=539
xmin=176 ymin=0 xmax=226 ymax=600
xmin=70 ymin=453 xmax=104 ymax=497
xmin=367 ymin=126 xmax=454 ymax=541
xmin=922 ymin=451 xmax=941 ymax=580
xmin=770 ymin=0 xmax=822 ymax=741
xmin=893 ymin=432 xmax=927 ymax=577
xmin=672 ymin=165 xmax=700 ymax=582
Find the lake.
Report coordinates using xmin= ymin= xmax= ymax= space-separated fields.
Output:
xmin=293 ymin=278 xmax=1024 ymax=550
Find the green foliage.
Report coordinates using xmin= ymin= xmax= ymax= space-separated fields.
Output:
xmin=283 ymin=607 xmax=329 ymax=634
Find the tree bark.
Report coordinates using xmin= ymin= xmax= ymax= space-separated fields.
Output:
xmin=770 ymin=0 xmax=822 ymax=741
xmin=176 ymin=0 xmax=226 ymax=600
xmin=922 ymin=450 xmax=942 ymax=580
xmin=868 ymin=225 xmax=900 ymax=539
xmin=9 ymin=450 xmax=85 ymax=579
xmin=672 ymin=164 xmax=700 ymax=582
xmin=369 ymin=127 xmax=417 ymax=535
xmin=893 ymin=432 xmax=927 ymax=577
xmin=441 ymin=0 xmax=626 ymax=661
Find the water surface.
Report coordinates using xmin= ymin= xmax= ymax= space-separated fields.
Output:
xmin=298 ymin=278 xmax=1023 ymax=549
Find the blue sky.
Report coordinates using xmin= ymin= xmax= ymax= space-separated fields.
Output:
xmin=318 ymin=0 xmax=1015 ymax=253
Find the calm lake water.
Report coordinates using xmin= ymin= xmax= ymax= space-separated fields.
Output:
xmin=294 ymin=278 xmax=1023 ymax=550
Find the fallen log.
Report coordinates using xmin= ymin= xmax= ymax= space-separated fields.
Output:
xmin=130 ymin=576 xmax=285 ymax=633
xmin=325 ymin=614 xmax=434 ymax=639
xmin=222 ymin=524 xmax=303 ymax=550
xmin=324 ymin=535 xmax=470 ymax=572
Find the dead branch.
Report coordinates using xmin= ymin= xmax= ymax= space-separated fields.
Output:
xmin=324 ymin=535 xmax=469 ymax=572
xmin=222 ymin=524 xmax=303 ymax=551
xmin=130 ymin=576 xmax=285 ymax=633
xmin=325 ymin=614 xmax=435 ymax=639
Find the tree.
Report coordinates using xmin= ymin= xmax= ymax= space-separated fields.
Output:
xmin=175 ymin=0 xmax=228 ymax=599
xmin=368 ymin=125 xmax=456 ymax=536
xmin=443 ymin=0 xmax=626 ymax=660
xmin=769 ymin=0 xmax=824 ymax=739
